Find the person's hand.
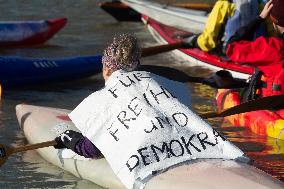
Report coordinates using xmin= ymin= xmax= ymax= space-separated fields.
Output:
xmin=54 ymin=130 xmax=83 ymax=151
xmin=260 ymin=0 xmax=273 ymax=19
xmin=182 ymin=34 xmax=199 ymax=48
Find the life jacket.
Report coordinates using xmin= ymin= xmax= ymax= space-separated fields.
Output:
xmin=243 ymin=63 xmax=284 ymax=102
xmin=258 ymin=35 xmax=284 ymax=97
xmin=224 ymin=0 xmax=265 ymax=43
xmin=241 ymin=68 xmax=263 ymax=102
xmin=261 ymin=69 xmax=284 ymax=97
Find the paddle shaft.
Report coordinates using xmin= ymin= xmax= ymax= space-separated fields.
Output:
xmin=173 ymin=2 xmax=214 ymax=12
xmin=141 ymin=41 xmax=184 ymax=57
xmin=139 ymin=65 xmax=247 ymax=88
xmin=200 ymin=94 xmax=284 ymax=119
xmin=7 ymin=95 xmax=284 ymax=155
xmin=12 ymin=140 xmax=57 ymax=154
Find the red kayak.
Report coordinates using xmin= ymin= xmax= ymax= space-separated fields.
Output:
xmin=0 ymin=17 xmax=67 ymax=46
xmin=142 ymin=15 xmax=254 ymax=79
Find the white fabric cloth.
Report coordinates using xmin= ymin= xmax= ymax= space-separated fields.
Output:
xmin=69 ymin=70 xmax=244 ymax=189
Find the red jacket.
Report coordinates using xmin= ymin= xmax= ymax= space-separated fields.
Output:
xmin=226 ymin=35 xmax=284 ymax=97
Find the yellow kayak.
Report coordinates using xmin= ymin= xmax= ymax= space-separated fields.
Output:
xmin=216 ymin=89 xmax=284 ymax=140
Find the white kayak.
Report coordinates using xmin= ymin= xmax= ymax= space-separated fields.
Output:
xmin=121 ymin=0 xmax=208 ymax=33
xmin=16 ymin=104 xmax=284 ymax=189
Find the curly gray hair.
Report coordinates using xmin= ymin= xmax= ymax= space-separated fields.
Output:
xmin=102 ymin=33 xmax=141 ymax=72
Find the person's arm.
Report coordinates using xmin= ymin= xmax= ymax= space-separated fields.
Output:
xmin=54 ymin=130 xmax=102 ymax=158
xmin=225 ymin=0 xmax=279 ymax=64
xmin=75 ymin=137 xmax=102 ymax=158
xmin=227 ymin=16 xmax=264 ymax=44
xmin=227 ymin=0 xmax=273 ymax=44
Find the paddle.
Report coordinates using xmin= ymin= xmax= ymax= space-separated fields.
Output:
xmin=141 ymin=41 xmax=186 ymax=57
xmin=0 ymin=140 xmax=56 ymax=166
xmin=139 ymin=66 xmax=281 ymax=118
xmin=200 ymin=94 xmax=284 ymax=119
xmin=1 ymin=95 xmax=283 ymax=166
xmin=139 ymin=65 xmax=248 ymax=89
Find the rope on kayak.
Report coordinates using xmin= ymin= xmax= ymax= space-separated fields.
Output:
xmin=275 ymin=127 xmax=284 ymax=153
xmin=276 ymin=127 xmax=284 ymax=143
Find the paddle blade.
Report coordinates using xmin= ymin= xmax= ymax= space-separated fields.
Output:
xmin=201 ymin=94 xmax=284 ymax=119
xmin=0 ymin=144 xmax=13 ymax=167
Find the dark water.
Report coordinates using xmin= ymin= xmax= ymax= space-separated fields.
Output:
xmin=0 ymin=0 xmax=283 ymax=188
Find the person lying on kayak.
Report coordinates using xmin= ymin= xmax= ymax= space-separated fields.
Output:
xmin=53 ymin=33 xmax=246 ymax=189
xmin=53 ymin=33 xmax=193 ymax=159
xmin=185 ymin=0 xmax=267 ymax=54
xmin=225 ymin=0 xmax=284 ymax=101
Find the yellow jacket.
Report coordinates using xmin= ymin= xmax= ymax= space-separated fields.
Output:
xmin=197 ymin=0 xmax=235 ymax=52
xmin=197 ymin=0 xmax=267 ymax=52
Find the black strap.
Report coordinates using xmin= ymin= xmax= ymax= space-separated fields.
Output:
xmin=272 ymin=84 xmax=281 ymax=91
xmin=242 ymin=68 xmax=263 ymax=103
xmin=261 ymin=82 xmax=281 ymax=91
xmin=261 ymin=81 xmax=267 ymax=88
xmin=280 ymin=33 xmax=284 ymax=42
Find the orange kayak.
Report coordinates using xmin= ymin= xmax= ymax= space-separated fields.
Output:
xmin=216 ymin=89 xmax=284 ymax=140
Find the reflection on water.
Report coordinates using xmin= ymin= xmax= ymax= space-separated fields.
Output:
xmin=214 ymin=118 xmax=284 ymax=181
xmin=202 ymin=99 xmax=284 ymax=181
xmin=192 ymin=80 xmax=284 ymax=182
xmin=0 ymin=0 xmax=283 ymax=188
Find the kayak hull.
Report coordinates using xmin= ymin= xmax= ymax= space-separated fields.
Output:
xmin=122 ymin=0 xmax=207 ymax=33
xmin=216 ymin=89 xmax=284 ymax=140
xmin=0 ymin=18 xmax=67 ymax=46
xmin=142 ymin=15 xmax=254 ymax=79
xmin=16 ymin=104 xmax=284 ymax=189
xmin=99 ymin=1 xmax=141 ymax=22
xmin=99 ymin=1 xmax=213 ymax=23
xmin=0 ymin=55 xmax=102 ymax=87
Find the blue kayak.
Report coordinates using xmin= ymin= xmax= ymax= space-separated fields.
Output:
xmin=0 ymin=55 xmax=102 ymax=87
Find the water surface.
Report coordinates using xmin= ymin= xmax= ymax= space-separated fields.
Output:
xmin=0 ymin=0 xmax=283 ymax=188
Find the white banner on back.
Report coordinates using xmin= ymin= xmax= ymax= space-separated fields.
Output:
xmin=69 ymin=70 xmax=244 ymax=189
